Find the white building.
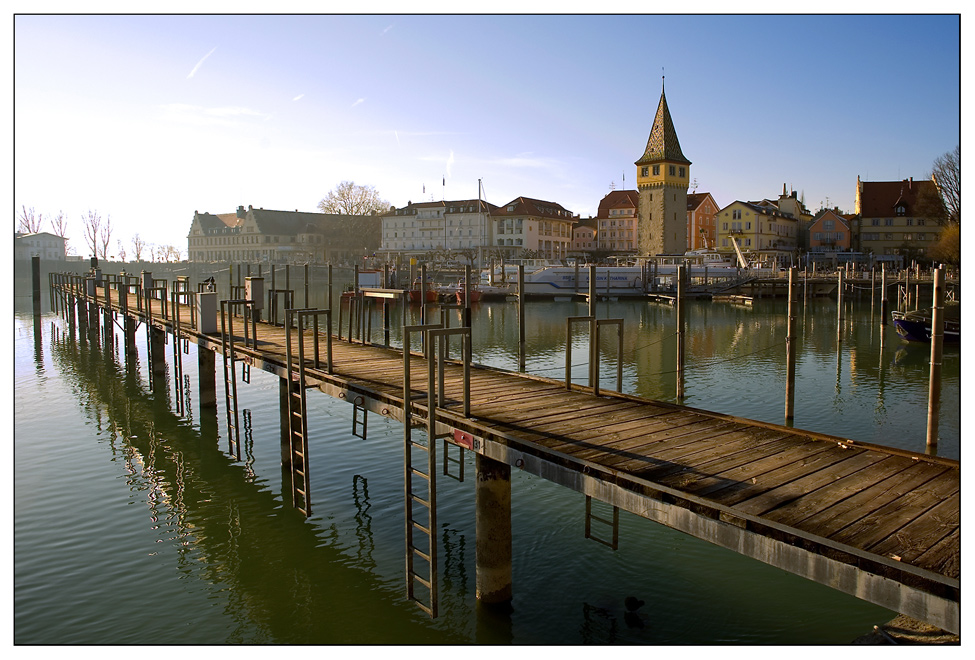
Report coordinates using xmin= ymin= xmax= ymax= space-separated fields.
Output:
xmin=381 ymin=199 xmax=497 ymax=261
xmin=15 ymin=232 xmax=66 ymax=261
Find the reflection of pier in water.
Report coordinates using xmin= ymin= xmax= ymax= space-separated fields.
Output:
xmin=47 ymin=267 xmax=960 ymax=634
xmin=47 ymin=325 xmax=460 ymax=644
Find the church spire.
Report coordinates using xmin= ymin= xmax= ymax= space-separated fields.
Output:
xmin=635 ymin=77 xmax=690 ymax=166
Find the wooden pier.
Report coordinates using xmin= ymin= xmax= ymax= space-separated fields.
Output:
xmin=49 ymin=270 xmax=960 ymax=633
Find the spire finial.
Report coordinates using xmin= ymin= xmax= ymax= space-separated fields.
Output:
xmin=662 ymin=68 xmax=665 ymax=93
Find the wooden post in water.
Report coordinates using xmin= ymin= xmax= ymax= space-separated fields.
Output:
xmin=149 ymin=325 xmax=167 ymax=382
xmin=676 ymin=265 xmax=686 ymax=401
xmin=870 ymin=267 xmax=876 ymax=316
xmin=926 ymin=267 xmax=945 ymax=451
xmin=31 ymin=256 xmax=42 ymax=316
xmin=518 ymin=265 xmax=526 ymax=372
xmin=475 ymin=454 xmax=512 ymax=606
xmin=836 ymin=269 xmax=844 ymax=343
xmin=588 ymin=265 xmax=596 ymax=315
xmin=420 ymin=264 xmax=427 ymax=327
xmin=880 ymin=265 xmax=888 ymax=326
xmin=785 ymin=267 xmax=798 ymax=422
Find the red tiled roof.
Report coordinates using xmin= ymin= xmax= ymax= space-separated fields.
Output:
xmin=858 ymin=178 xmax=937 ymax=217
xmin=596 ymin=190 xmax=638 ymax=218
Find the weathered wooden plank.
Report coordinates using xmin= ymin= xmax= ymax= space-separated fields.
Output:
xmin=798 ymin=463 xmax=953 ymax=541
xmin=699 ymin=443 xmax=863 ymax=505
xmin=828 ymin=471 xmax=960 ymax=551
xmin=730 ymin=450 xmax=886 ymax=517
xmin=760 ymin=455 xmax=916 ymax=528
xmin=868 ymin=492 xmax=959 ymax=564
xmin=913 ymin=528 xmax=960 ymax=580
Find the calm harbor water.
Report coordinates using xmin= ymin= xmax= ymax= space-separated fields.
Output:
xmin=13 ymin=277 xmax=960 ymax=644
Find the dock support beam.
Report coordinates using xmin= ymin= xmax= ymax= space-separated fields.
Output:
xmin=475 ymin=454 xmax=512 ymax=605
xmin=149 ymin=325 xmax=167 ymax=381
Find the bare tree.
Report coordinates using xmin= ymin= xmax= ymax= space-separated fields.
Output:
xmin=50 ymin=211 xmax=68 ymax=237
xmin=116 ymin=239 xmax=127 ymax=263
xmin=18 ymin=206 xmax=43 ymax=233
xmin=99 ymin=214 xmax=113 ymax=260
xmin=131 ymin=233 xmax=146 ymax=261
xmin=49 ymin=210 xmax=71 ymax=255
xmin=160 ymin=245 xmax=182 ymax=262
xmin=318 ymin=181 xmax=389 ymax=216
xmin=82 ymin=209 xmax=102 ymax=258
xmin=930 ymin=145 xmax=960 ymax=226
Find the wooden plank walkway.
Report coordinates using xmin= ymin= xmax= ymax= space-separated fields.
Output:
xmin=60 ymin=282 xmax=961 ymax=632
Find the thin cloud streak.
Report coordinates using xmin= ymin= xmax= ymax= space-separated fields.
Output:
xmin=187 ymin=47 xmax=217 ymax=79
xmin=293 ymin=94 xmax=304 ymax=101
xmin=350 ymin=98 xmax=365 ymax=108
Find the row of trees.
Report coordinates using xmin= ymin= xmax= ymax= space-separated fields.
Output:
xmin=17 ymin=206 xmax=184 ymax=262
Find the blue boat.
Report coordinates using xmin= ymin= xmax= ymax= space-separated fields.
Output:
xmin=891 ymin=307 xmax=960 ymax=342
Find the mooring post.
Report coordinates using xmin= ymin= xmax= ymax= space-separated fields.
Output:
xmin=76 ymin=290 xmax=88 ymax=334
xmin=475 ymin=454 xmax=512 ymax=605
xmin=676 ymin=265 xmax=686 ymax=401
xmin=926 ymin=267 xmax=945 ymax=451
xmin=85 ymin=276 xmax=99 ymax=336
xmin=383 ymin=263 xmax=391 ymax=347
xmin=518 ymin=265 xmax=526 ymax=372
xmin=149 ymin=325 xmax=167 ymax=381
xmin=785 ymin=267 xmax=798 ymax=422
xmin=836 ymin=269 xmax=844 ymax=343
xmin=31 ymin=256 xmax=42 ymax=316
xmin=880 ymin=265 xmax=889 ymax=327
xmin=588 ymin=265 xmax=596 ymax=314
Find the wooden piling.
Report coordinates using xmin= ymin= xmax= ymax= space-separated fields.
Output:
xmin=31 ymin=256 xmax=42 ymax=316
xmin=588 ymin=265 xmax=596 ymax=315
xmin=880 ymin=265 xmax=888 ymax=327
xmin=676 ymin=265 xmax=686 ymax=401
xmin=475 ymin=454 xmax=512 ymax=605
xmin=836 ymin=270 xmax=844 ymax=343
xmin=785 ymin=267 xmax=798 ymax=421
xmin=149 ymin=325 xmax=167 ymax=380
xmin=518 ymin=265 xmax=525 ymax=372
xmin=926 ymin=268 xmax=945 ymax=450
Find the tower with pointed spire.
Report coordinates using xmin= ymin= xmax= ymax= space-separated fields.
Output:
xmin=635 ymin=77 xmax=691 ymax=255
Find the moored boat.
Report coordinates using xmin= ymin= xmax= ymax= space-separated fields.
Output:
xmin=891 ymin=306 xmax=960 ymax=342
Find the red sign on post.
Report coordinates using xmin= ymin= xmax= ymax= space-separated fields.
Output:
xmin=453 ymin=429 xmax=474 ymax=450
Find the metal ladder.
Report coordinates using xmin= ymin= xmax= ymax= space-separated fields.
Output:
xmin=402 ymin=322 xmax=442 ymax=617
xmin=220 ymin=300 xmax=256 ymax=462
xmin=402 ymin=323 xmax=472 ymax=618
xmin=284 ymin=308 xmax=333 ymax=517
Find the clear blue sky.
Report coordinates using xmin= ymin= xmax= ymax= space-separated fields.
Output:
xmin=13 ymin=11 xmax=962 ymax=257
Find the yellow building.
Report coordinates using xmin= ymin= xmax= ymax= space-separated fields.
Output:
xmin=714 ymin=200 xmax=799 ymax=266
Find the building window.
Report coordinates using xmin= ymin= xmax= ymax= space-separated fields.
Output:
xmin=679 ymin=167 xmax=685 ymax=177
xmin=896 ymin=206 xmax=906 ymax=216
xmin=641 ymin=166 xmax=649 ymax=177
xmin=652 ymin=165 xmax=660 ymax=176
xmin=885 ymin=218 xmax=893 ymax=226
xmin=668 ymin=165 xmax=676 ymax=176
